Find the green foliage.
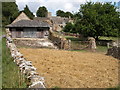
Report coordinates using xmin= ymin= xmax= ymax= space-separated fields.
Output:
xmin=2 ymin=2 xmax=19 ymax=26
xmin=36 ymin=6 xmax=48 ymax=17
xmin=63 ymin=22 xmax=74 ymax=32
xmin=2 ymin=38 xmax=27 ymax=88
xmin=74 ymin=2 xmax=120 ymax=39
xmin=56 ymin=10 xmax=73 ymax=18
xmin=65 ymin=36 xmax=82 ymax=41
xmin=21 ymin=5 xmax=34 ymax=19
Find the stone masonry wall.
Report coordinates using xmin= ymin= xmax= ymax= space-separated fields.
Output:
xmin=107 ymin=46 xmax=120 ymax=60
xmin=48 ymin=30 xmax=70 ymax=50
xmin=5 ymin=28 xmax=46 ymax=88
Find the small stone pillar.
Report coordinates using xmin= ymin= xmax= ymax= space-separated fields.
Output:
xmin=112 ymin=41 xmax=117 ymax=47
xmin=88 ymin=37 xmax=96 ymax=51
xmin=68 ymin=40 xmax=71 ymax=50
xmin=107 ymin=43 xmax=110 ymax=48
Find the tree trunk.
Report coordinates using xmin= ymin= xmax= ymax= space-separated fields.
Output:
xmin=95 ymin=36 xmax=99 ymax=41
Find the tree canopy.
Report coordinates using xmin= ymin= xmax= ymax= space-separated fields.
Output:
xmin=36 ymin=6 xmax=48 ymax=17
xmin=21 ymin=5 xmax=34 ymax=19
xmin=2 ymin=2 xmax=19 ymax=26
xmin=56 ymin=10 xmax=73 ymax=18
xmin=64 ymin=2 xmax=120 ymax=39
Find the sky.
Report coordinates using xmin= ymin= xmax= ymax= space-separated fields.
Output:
xmin=16 ymin=0 xmax=120 ymax=16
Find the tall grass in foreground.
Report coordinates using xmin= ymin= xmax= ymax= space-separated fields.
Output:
xmin=2 ymin=38 xmax=27 ymax=88
xmin=0 ymin=29 xmax=2 ymax=89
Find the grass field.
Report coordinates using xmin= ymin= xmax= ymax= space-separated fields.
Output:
xmin=2 ymin=37 xmax=27 ymax=88
xmin=65 ymin=36 xmax=82 ymax=41
xmin=99 ymin=36 xmax=118 ymax=41
xmin=19 ymin=48 xmax=118 ymax=88
xmin=65 ymin=35 xmax=118 ymax=41
xmin=0 ymin=29 xmax=2 ymax=89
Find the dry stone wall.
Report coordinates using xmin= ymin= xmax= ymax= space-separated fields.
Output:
xmin=5 ymin=28 xmax=46 ymax=88
xmin=13 ymin=38 xmax=57 ymax=49
xmin=107 ymin=46 xmax=120 ymax=60
xmin=49 ymin=30 xmax=71 ymax=50
xmin=49 ymin=30 xmax=97 ymax=51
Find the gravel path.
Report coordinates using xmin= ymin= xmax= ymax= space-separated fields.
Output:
xmin=19 ymin=48 xmax=118 ymax=88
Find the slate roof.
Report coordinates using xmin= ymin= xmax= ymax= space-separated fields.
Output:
xmin=50 ymin=16 xmax=70 ymax=24
xmin=6 ymin=20 xmax=50 ymax=28
xmin=33 ymin=16 xmax=70 ymax=25
xmin=34 ymin=17 xmax=50 ymax=21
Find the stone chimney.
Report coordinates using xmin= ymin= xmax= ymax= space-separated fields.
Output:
xmin=47 ymin=12 xmax=52 ymax=18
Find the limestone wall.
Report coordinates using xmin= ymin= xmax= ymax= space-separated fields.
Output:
xmin=48 ymin=30 xmax=70 ymax=50
xmin=5 ymin=28 xmax=46 ymax=88
xmin=107 ymin=46 xmax=120 ymax=60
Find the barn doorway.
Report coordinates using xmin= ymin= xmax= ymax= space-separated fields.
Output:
xmin=23 ymin=28 xmax=37 ymax=38
xmin=16 ymin=28 xmax=23 ymax=38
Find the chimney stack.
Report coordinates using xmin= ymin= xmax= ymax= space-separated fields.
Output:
xmin=47 ymin=12 xmax=52 ymax=18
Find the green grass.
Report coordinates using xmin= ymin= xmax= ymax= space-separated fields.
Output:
xmin=65 ymin=36 xmax=82 ymax=41
xmin=0 ymin=28 xmax=2 ymax=89
xmin=99 ymin=36 xmax=118 ymax=41
xmin=2 ymin=38 xmax=28 ymax=88
xmin=0 ymin=30 xmax=2 ymax=36
xmin=96 ymin=46 xmax=108 ymax=53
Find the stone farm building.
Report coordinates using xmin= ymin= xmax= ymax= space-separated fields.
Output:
xmin=6 ymin=12 xmax=50 ymax=38
xmin=6 ymin=12 xmax=73 ymax=38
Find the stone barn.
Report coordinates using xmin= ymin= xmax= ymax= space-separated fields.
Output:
xmin=6 ymin=12 xmax=50 ymax=38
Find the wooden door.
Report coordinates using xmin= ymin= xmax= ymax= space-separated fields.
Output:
xmin=16 ymin=29 xmax=22 ymax=38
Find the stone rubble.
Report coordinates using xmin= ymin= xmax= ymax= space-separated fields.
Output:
xmin=107 ymin=46 xmax=120 ymax=60
xmin=5 ymin=28 xmax=46 ymax=88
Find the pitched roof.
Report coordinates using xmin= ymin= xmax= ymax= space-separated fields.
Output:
xmin=34 ymin=17 xmax=50 ymax=21
xmin=12 ymin=12 xmax=30 ymax=24
xmin=50 ymin=16 xmax=70 ymax=24
xmin=33 ymin=16 xmax=70 ymax=25
xmin=6 ymin=20 xmax=50 ymax=28
xmin=33 ymin=17 xmax=52 ymax=25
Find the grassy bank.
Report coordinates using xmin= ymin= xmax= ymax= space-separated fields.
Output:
xmin=2 ymin=37 xmax=27 ymax=88
xmin=0 ymin=29 xmax=2 ymax=89
xmin=99 ymin=36 xmax=118 ymax=41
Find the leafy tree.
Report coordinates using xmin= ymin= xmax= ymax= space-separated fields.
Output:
xmin=2 ymin=2 xmax=19 ymax=26
xmin=36 ymin=6 xmax=48 ymax=17
xmin=65 ymin=12 xmax=73 ymax=18
xmin=56 ymin=10 xmax=65 ymax=17
xmin=56 ymin=10 xmax=73 ymax=18
xmin=63 ymin=22 xmax=73 ymax=32
xmin=74 ymin=2 xmax=120 ymax=40
xmin=21 ymin=5 xmax=34 ymax=19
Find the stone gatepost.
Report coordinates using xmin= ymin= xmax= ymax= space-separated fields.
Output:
xmin=112 ymin=41 xmax=118 ymax=47
xmin=88 ymin=37 xmax=97 ymax=51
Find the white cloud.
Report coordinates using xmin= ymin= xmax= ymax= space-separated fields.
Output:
xmin=64 ymin=3 xmax=73 ymax=11
xmin=16 ymin=0 xmax=120 ymax=16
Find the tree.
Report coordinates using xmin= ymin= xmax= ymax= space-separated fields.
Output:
xmin=65 ymin=12 xmax=73 ymax=18
xmin=63 ymin=22 xmax=73 ymax=32
xmin=56 ymin=10 xmax=65 ymax=17
xmin=56 ymin=10 xmax=73 ymax=18
xmin=2 ymin=2 xmax=19 ymax=26
xmin=36 ymin=6 xmax=48 ymax=17
xmin=22 ymin=5 xmax=34 ymax=19
xmin=74 ymin=2 xmax=120 ymax=40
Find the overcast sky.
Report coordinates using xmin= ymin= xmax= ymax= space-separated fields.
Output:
xmin=16 ymin=0 xmax=120 ymax=16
